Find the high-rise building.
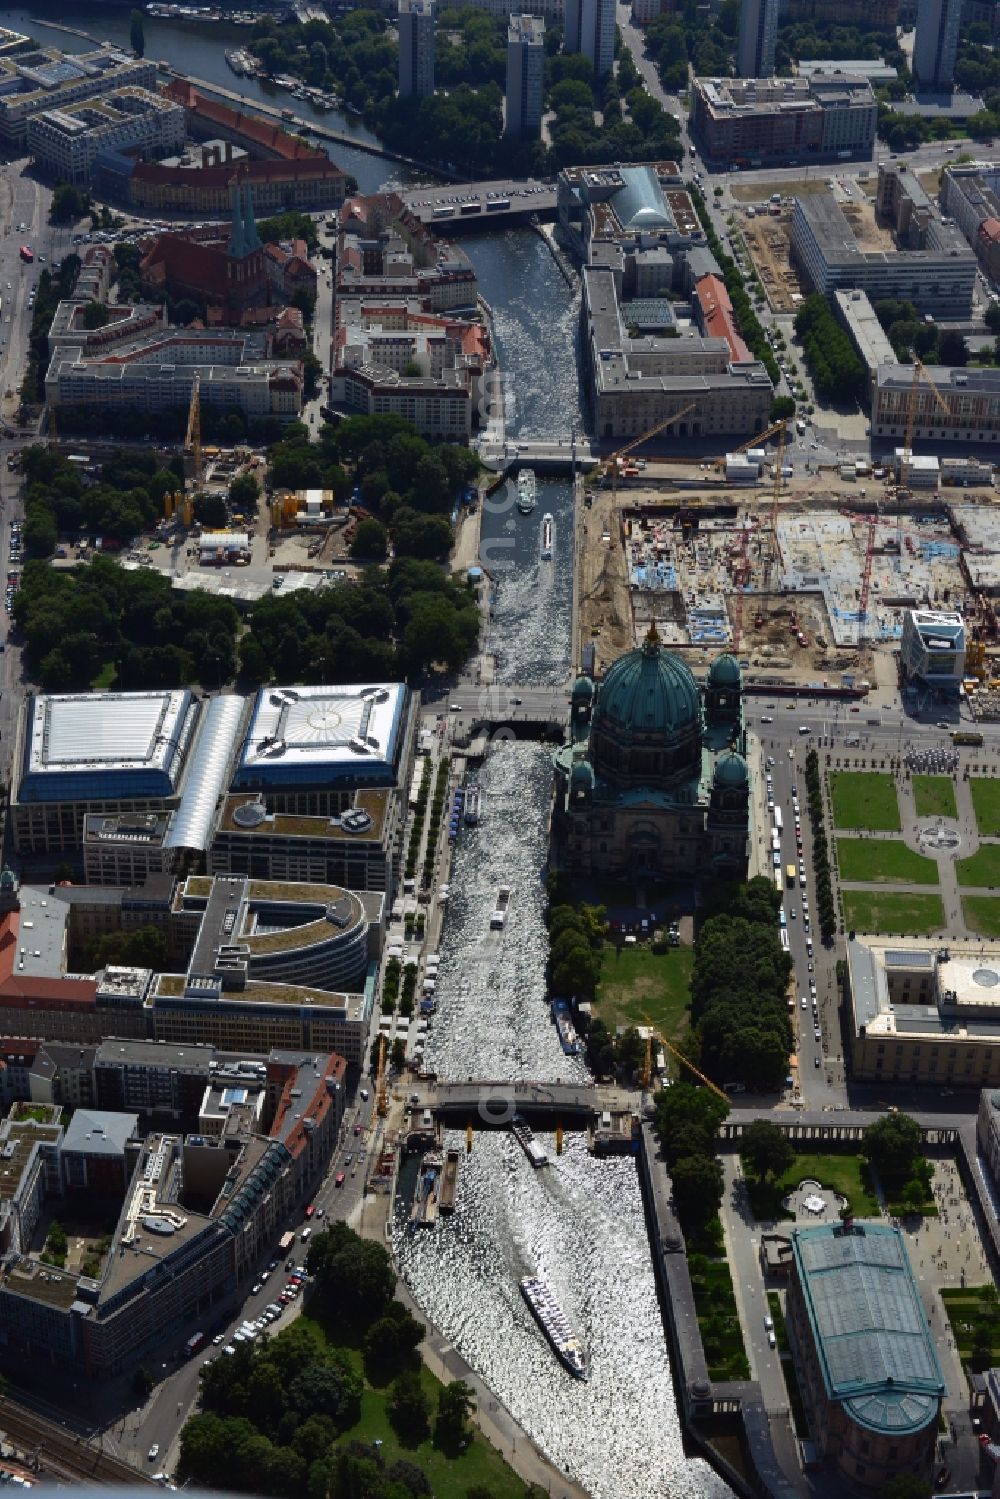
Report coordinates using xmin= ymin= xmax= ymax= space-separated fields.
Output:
xmin=506 ymin=14 xmax=545 ymax=138
xmin=398 ymin=0 xmax=436 ymax=98
xmin=913 ymin=0 xmax=961 ymax=88
xmin=737 ymin=0 xmax=778 ymax=77
xmin=565 ymin=0 xmax=615 ymax=76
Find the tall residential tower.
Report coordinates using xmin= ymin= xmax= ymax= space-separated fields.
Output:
xmin=565 ymin=0 xmax=615 ymax=77
xmin=506 ymin=15 xmax=545 ymax=138
xmin=913 ymin=0 xmax=961 ymax=88
xmin=398 ymin=0 xmax=435 ymax=99
xmin=737 ymin=0 xmax=778 ymax=78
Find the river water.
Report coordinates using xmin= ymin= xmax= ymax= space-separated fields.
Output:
xmin=4 ymin=8 xmax=730 ymax=1492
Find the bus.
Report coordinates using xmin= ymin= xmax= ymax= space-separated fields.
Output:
xmin=486 ymin=198 xmax=511 ymax=212
xmin=786 ymin=863 xmax=796 ymax=889
xmin=18 ymin=246 xmax=32 ymax=263
xmin=773 ymin=807 xmax=783 ymax=834
xmin=185 ymin=1331 xmax=205 ymax=1357
xmin=774 ymin=870 xmax=783 ymax=894
xmin=952 ymin=730 xmax=984 ymax=746
xmin=779 ymin=929 xmax=790 ymax=952
xmin=772 ymin=849 xmax=781 ymax=869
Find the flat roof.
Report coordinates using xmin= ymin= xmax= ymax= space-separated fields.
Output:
xmin=217 ymin=786 xmax=389 ymax=843
xmin=20 ymin=690 xmax=197 ymax=803
xmin=792 ymin=1221 xmax=944 ymax=1434
xmin=232 ymin=683 xmax=409 ymax=791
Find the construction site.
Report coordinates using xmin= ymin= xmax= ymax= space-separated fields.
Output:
xmin=577 ymin=410 xmax=1000 ymax=704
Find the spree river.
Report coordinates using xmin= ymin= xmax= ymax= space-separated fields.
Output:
xmin=3 ymin=7 xmax=730 ymax=1492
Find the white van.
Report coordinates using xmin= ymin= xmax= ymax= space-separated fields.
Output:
xmin=300 ymin=1227 xmax=312 ymax=1242
xmin=798 ymin=725 xmax=812 ymax=735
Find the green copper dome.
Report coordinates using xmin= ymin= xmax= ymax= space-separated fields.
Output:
xmin=593 ymin=630 xmax=701 ymax=742
xmin=572 ymin=675 xmax=595 ymax=703
xmin=714 ymin=751 xmax=748 ymax=789
xmin=709 ymin=653 xmax=742 ymax=689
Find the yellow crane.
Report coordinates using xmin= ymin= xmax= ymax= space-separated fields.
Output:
xmin=375 ymin=1034 xmax=388 ymax=1118
xmin=641 ymin=1020 xmax=730 ymax=1104
xmin=603 ymin=404 xmax=698 ymax=500
xmin=185 ymin=373 xmax=202 ymax=486
xmin=710 ymin=417 xmax=788 ymax=472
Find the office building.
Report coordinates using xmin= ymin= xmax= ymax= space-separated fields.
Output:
xmin=232 ymin=683 xmax=417 ymax=814
xmin=791 ymin=191 xmax=976 ymax=318
xmin=873 ymin=363 xmax=1000 ymax=445
xmin=786 ymin=1221 xmax=943 ymax=1490
xmin=565 ymin=0 xmax=616 ymax=76
xmin=899 ymin=609 xmax=966 ymax=691
xmin=913 ymin=0 xmax=961 ymax=88
xmin=26 ymin=87 xmax=185 ymax=188
xmin=941 ymin=164 xmax=1000 ymax=281
xmin=210 ymin=789 xmax=399 ymax=895
xmin=0 ymin=45 xmax=155 ymax=149
xmin=552 ymin=640 xmax=750 ymax=878
xmin=0 ymin=1047 xmax=345 ymax=1376
xmin=737 ymin=0 xmax=778 ymax=79
xmin=506 ymin=15 xmax=545 ymax=139
xmin=834 ymin=289 xmax=896 ymax=397
xmin=690 ymin=75 xmax=877 ymax=167
xmin=45 ymin=323 xmax=303 ymax=427
xmin=398 ymin=0 xmax=436 ymax=99
xmin=845 ymin=935 xmax=1000 ymax=1084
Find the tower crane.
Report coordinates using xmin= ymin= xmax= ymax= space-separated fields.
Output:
xmin=602 ymin=404 xmax=699 ymax=501
xmin=640 ymin=1021 xmax=730 ymax=1104
xmin=185 ymin=373 xmax=202 ymax=486
xmin=710 ymin=417 xmax=789 ymax=471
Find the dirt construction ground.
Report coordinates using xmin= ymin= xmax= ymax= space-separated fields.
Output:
xmin=740 ymin=213 xmax=808 ymax=313
xmin=729 ymin=178 xmax=829 ymax=204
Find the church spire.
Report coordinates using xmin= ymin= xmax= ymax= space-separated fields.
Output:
xmin=643 ymin=620 xmax=661 ymax=655
xmin=241 ymin=177 xmax=261 ymax=254
xmin=227 ymin=176 xmax=245 ymax=259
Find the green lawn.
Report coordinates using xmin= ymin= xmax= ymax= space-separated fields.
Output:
xmin=747 ymin=1151 xmax=880 ymax=1221
xmin=941 ymin=1288 xmax=1000 ymax=1370
xmin=688 ymin=1252 xmax=750 ymax=1381
xmin=596 ymin=943 xmax=694 ymax=1049
xmin=963 ymin=896 xmax=1000 ymax=938
xmin=830 ymin=772 xmax=901 ymax=832
xmin=298 ymin=1313 xmax=529 ymax=1499
xmin=90 ymin=661 xmax=117 ymax=691
xmin=957 ymin=844 xmax=1000 ymax=888
xmin=971 ymin=779 xmax=1000 ymax=837
xmin=836 ymin=838 xmax=939 ymax=886
xmin=911 ymin=775 xmax=958 ymax=820
xmin=842 ymin=890 xmax=945 ymax=935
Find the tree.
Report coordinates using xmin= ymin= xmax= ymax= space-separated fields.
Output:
xmin=653 ymin=1081 xmax=729 ymax=1167
xmin=938 ymin=328 xmax=968 ymax=367
xmin=82 ymin=301 xmax=111 ymax=330
xmin=306 ymin=1221 xmax=396 ymax=1325
xmin=350 ymin=518 xmax=388 ymax=562
xmin=986 ymin=304 xmax=1000 ymax=335
xmin=194 ymin=492 xmax=229 ymax=530
xmin=229 ymin=473 xmax=260 ymax=512
xmin=669 ymin=1152 xmax=724 ymax=1231
xmin=390 ymin=1037 xmax=406 ymax=1072
xmin=863 ymin=1112 xmax=923 ymax=1175
xmin=883 ymin=1473 xmax=932 ymax=1499
xmin=363 ymin=1305 xmax=424 ymax=1382
xmin=739 ymin=1119 xmax=795 ymax=1182
xmin=130 ymin=8 xmax=146 ymax=56
xmin=50 ymin=183 xmax=90 ymax=225
xmin=387 ymin=1370 xmax=431 ymax=1444
xmin=434 ymin=1379 xmax=474 ymax=1451
xmin=771 ymin=395 xmax=796 ymax=421
xmin=287 ymin=1354 xmax=362 ymax=1429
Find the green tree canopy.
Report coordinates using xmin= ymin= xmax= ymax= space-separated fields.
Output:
xmin=739 ymin=1119 xmax=795 ymax=1182
xmin=863 ymin=1112 xmax=923 ymax=1175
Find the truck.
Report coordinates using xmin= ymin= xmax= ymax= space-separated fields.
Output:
xmin=786 ymin=863 xmax=796 ymax=888
xmin=185 ymin=1331 xmax=206 ymax=1357
xmin=278 ymin=1230 xmax=295 ymax=1254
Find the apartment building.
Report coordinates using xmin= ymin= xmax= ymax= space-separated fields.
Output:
xmin=27 ymin=87 xmax=185 ymax=187
xmin=398 ymin=0 xmax=436 ymax=98
xmin=914 ymin=0 xmax=962 ymax=87
xmin=565 ymin=0 xmax=615 ymax=76
xmin=506 ymin=15 xmax=545 ymax=139
xmin=0 ymin=45 xmax=155 ymax=148
xmin=737 ymin=0 xmax=778 ymax=78
xmin=941 ymin=164 xmax=1000 ymax=281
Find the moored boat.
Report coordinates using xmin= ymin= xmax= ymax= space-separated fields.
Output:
xmin=511 ymin=1114 xmax=547 ymax=1167
xmin=551 ymin=998 xmax=580 ymax=1055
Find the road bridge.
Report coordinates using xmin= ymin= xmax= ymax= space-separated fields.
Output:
xmin=477 ymin=438 xmax=599 ymax=473
xmin=400 ymin=181 xmax=557 ymax=228
xmin=406 ymin=1079 xmax=637 ymax=1125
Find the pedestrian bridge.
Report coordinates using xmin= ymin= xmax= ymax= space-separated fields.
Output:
xmin=407 ymin=1079 xmax=636 ymax=1126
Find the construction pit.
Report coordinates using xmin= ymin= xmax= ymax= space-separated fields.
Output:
xmin=737 ymin=210 xmax=809 ymax=314
xmin=577 ymin=465 xmax=995 ymax=687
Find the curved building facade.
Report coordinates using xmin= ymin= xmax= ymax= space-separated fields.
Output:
xmin=552 ymin=633 xmax=750 ymax=880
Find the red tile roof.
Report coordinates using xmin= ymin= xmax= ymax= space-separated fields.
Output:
xmin=694 ymin=274 xmax=752 ymax=364
xmin=980 ymin=218 xmax=1000 ymax=244
xmin=163 ymin=80 xmax=335 ymax=164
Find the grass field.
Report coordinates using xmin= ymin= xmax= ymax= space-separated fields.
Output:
xmin=836 ymin=838 xmax=939 ymax=886
xmin=747 ymin=1151 xmax=880 ymax=1221
xmin=911 ymin=775 xmax=958 ymax=820
xmin=731 ymin=178 xmax=828 ymax=202
xmin=941 ymin=1288 xmax=1000 ymax=1370
xmin=971 ymin=779 xmax=1000 ymax=837
xmin=297 ymin=1313 xmax=529 ymax=1499
xmin=596 ymin=944 xmax=694 ymax=1048
xmin=957 ymin=844 xmax=1000 ymax=888
xmin=688 ymin=1253 xmax=750 ymax=1381
xmin=830 ymin=773 xmax=901 ymax=832
xmin=963 ymin=896 xmax=1000 ymax=938
xmin=842 ymin=890 xmax=945 ymax=935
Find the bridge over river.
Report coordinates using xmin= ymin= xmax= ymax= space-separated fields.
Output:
xmin=406 ymin=1078 xmax=638 ymax=1126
